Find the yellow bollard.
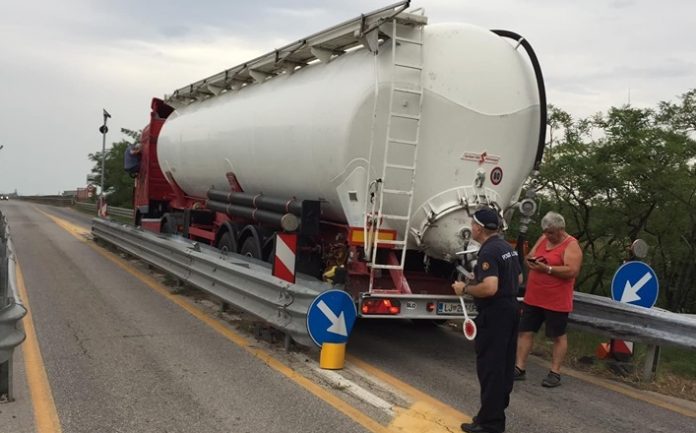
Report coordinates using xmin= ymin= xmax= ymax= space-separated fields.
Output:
xmin=319 ymin=342 xmax=346 ymax=370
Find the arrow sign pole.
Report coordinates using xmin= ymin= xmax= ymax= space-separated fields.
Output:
xmin=317 ymin=300 xmax=348 ymax=337
xmin=620 ymin=272 xmax=652 ymax=303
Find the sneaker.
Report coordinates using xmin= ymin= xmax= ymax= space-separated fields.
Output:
xmin=541 ymin=371 xmax=561 ymax=387
xmin=513 ymin=366 xmax=526 ymax=381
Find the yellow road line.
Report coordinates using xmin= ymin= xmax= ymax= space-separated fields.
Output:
xmin=348 ymin=356 xmax=470 ymax=431
xmin=36 ymin=209 xmax=389 ymax=433
xmin=16 ymin=261 xmax=63 ymax=433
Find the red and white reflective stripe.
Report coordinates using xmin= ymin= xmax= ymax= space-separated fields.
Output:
xmin=613 ymin=339 xmax=634 ymax=355
xmin=273 ymin=233 xmax=297 ymax=283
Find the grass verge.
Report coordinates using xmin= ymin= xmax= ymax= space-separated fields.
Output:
xmin=530 ymin=328 xmax=696 ymax=402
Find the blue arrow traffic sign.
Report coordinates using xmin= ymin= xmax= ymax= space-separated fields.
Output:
xmin=306 ymin=290 xmax=357 ymax=347
xmin=611 ymin=261 xmax=659 ymax=308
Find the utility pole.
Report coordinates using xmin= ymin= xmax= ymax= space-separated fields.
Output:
xmin=99 ymin=109 xmax=111 ymax=214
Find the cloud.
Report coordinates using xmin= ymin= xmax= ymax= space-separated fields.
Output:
xmin=1 ymin=0 xmax=695 ymax=193
xmin=265 ymin=6 xmax=328 ymax=18
xmin=610 ymin=0 xmax=637 ymax=9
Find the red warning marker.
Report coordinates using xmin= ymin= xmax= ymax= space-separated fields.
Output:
xmin=596 ymin=342 xmax=611 ymax=360
xmin=463 ymin=319 xmax=477 ymax=340
xmin=610 ymin=338 xmax=634 ymax=362
xmin=459 ymin=297 xmax=477 ymax=341
xmin=273 ymin=233 xmax=297 ymax=284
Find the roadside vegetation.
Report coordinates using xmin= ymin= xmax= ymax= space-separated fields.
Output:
xmin=515 ymin=88 xmax=696 ymax=314
xmin=531 ymin=330 xmax=696 ymax=402
xmin=518 ymin=88 xmax=696 ymax=397
xmin=87 ymin=128 xmax=139 ymax=208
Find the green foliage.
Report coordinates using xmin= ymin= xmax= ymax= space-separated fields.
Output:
xmin=535 ymin=90 xmax=696 ymax=312
xmin=88 ymin=128 xmax=140 ymax=208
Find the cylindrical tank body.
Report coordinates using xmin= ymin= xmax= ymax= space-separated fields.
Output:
xmin=158 ymin=23 xmax=541 ymax=260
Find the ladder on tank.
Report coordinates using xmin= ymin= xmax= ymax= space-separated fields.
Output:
xmin=366 ymin=10 xmax=426 ymax=290
xmin=163 ymin=2 xmax=422 ymax=108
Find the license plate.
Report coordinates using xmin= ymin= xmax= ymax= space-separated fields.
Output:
xmin=437 ymin=301 xmax=463 ymax=315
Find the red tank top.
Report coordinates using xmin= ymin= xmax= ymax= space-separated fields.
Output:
xmin=525 ymin=235 xmax=577 ymax=312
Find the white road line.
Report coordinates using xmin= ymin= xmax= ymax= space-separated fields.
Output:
xmin=291 ymin=352 xmax=395 ymax=416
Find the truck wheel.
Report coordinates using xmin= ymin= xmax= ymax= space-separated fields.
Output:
xmin=218 ymin=232 xmax=237 ymax=254
xmin=240 ymin=236 xmax=262 ymax=259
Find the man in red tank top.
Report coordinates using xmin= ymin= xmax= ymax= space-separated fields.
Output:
xmin=514 ymin=211 xmax=583 ymax=387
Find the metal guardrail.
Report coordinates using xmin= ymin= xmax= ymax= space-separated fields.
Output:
xmin=15 ymin=198 xmax=134 ymax=219
xmin=18 ymin=195 xmax=74 ymax=206
xmin=570 ymin=292 xmax=696 ymax=350
xmin=92 ymin=218 xmax=331 ymax=347
xmin=74 ymin=202 xmax=134 ymax=219
xmin=91 ymin=218 xmax=696 ymax=352
xmin=73 ymin=202 xmax=96 ymax=213
xmin=0 ymin=212 xmax=27 ymax=400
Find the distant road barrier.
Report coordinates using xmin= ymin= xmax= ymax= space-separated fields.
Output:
xmin=0 ymin=212 xmax=27 ymax=401
xmin=14 ymin=197 xmax=134 ymax=220
xmin=18 ymin=195 xmax=74 ymax=206
xmin=73 ymin=201 xmax=134 ymax=219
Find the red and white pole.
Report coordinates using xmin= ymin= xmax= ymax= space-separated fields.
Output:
xmin=272 ymin=233 xmax=297 ymax=284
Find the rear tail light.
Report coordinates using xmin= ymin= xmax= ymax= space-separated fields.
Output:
xmin=426 ymin=302 xmax=435 ymax=312
xmin=361 ymin=298 xmax=401 ymax=315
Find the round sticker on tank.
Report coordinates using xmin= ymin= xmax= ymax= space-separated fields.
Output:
xmin=490 ymin=167 xmax=503 ymax=185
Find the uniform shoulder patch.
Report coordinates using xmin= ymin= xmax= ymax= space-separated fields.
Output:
xmin=482 ymin=262 xmax=490 ymax=271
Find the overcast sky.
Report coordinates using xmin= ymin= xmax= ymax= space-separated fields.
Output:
xmin=1 ymin=0 xmax=693 ymax=195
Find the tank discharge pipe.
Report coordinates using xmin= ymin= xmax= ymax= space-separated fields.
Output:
xmin=491 ymin=29 xmax=547 ymax=170
xmin=207 ymin=190 xmax=302 ymax=216
xmin=206 ymin=201 xmax=299 ymax=232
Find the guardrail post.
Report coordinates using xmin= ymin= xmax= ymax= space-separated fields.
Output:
xmin=0 ymin=354 xmax=12 ymax=401
xmin=641 ymin=344 xmax=661 ymax=381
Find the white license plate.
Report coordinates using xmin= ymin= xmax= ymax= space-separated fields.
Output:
xmin=437 ymin=301 xmax=463 ymax=315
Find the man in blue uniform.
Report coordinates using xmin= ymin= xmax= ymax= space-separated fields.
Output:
xmin=452 ymin=207 xmax=522 ymax=433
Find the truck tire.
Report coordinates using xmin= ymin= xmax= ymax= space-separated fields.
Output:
xmin=240 ymin=236 xmax=262 ymax=259
xmin=218 ymin=232 xmax=237 ymax=254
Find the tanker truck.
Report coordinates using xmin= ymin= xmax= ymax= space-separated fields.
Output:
xmin=129 ymin=1 xmax=546 ymax=320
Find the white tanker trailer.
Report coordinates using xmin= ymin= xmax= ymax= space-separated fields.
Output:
xmin=131 ymin=2 xmax=546 ymax=319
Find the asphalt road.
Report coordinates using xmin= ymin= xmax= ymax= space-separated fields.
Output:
xmin=1 ymin=200 xmax=695 ymax=433
xmin=0 ymin=201 xmax=369 ymax=433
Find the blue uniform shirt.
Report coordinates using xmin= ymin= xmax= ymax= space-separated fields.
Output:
xmin=474 ymin=235 xmax=521 ymax=309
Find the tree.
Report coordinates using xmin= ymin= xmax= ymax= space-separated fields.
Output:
xmin=534 ymin=90 xmax=696 ymax=312
xmin=88 ymin=129 xmax=140 ymax=208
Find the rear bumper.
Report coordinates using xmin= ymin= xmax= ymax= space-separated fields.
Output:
xmin=358 ymin=292 xmax=477 ymax=319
